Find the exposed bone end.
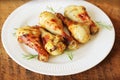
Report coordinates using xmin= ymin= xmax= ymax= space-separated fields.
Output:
xmin=38 ymin=54 xmax=49 ymax=62
xmin=68 ymin=40 xmax=79 ymax=50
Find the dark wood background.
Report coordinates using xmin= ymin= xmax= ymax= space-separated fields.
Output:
xmin=0 ymin=0 xmax=120 ymax=80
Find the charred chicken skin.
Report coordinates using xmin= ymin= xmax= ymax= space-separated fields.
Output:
xmin=16 ymin=26 xmax=49 ymax=62
xmin=64 ymin=5 xmax=99 ymax=34
xmin=39 ymin=11 xmax=79 ymax=50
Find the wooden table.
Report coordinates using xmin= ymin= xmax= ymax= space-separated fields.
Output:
xmin=0 ymin=0 xmax=120 ymax=80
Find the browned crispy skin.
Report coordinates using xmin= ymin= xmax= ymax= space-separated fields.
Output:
xmin=56 ymin=13 xmax=90 ymax=43
xmin=89 ymin=21 xmax=99 ymax=35
xmin=64 ymin=5 xmax=99 ymax=34
xmin=56 ymin=13 xmax=72 ymax=27
xmin=76 ymin=8 xmax=99 ymax=34
xmin=17 ymin=26 xmax=49 ymax=62
xmin=39 ymin=11 xmax=79 ymax=50
xmin=39 ymin=28 xmax=66 ymax=56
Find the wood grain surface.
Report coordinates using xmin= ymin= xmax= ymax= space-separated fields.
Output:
xmin=0 ymin=0 xmax=120 ymax=80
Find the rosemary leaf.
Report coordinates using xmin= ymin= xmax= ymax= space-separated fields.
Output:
xmin=95 ymin=21 xmax=112 ymax=30
xmin=47 ymin=6 xmax=56 ymax=13
xmin=67 ymin=52 xmax=73 ymax=60
xmin=14 ymin=28 xmax=18 ymax=30
xmin=23 ymin=54 xmax=38 ymax=60
xmin=12 ymin=33 xmax=16 ymax=36
xmin=65 ymin=50 xmax=73 ymax=60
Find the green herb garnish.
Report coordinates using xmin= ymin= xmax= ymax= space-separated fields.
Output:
xmin=65 ymin=50 xmax=73 ymax=60
xmin=14 ymin=28 xmax=18 ymax=30
xmin=47 ymin=6 xmax=56 ymax=13
xmin=12 ymin=32 xmax=16 ymax=36
xmin=23 ymin=54 xmax=38 ymax=60
xmin=13 ymin=28 xmax=17 ymax=36
xmin=95 ymin=21 xmax=112 ymax=30
xmin=67 ymin=52 xmax=73 ymax=60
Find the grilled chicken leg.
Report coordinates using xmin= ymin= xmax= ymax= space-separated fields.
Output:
xmin=64 ymin=5 xmax=99 ymax=34
xmin=16 ymin=26 xmax=49 ymax=62
xmin=40 ymin=28 xmax=66 ymax=56
xmin=56 ymin=13 xmax=90 ymax=43
xmin=39 ymin=11 xmax=79 ymax=50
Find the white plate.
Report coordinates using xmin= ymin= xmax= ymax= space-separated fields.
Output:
xmin=1 ymin=0 xmax=115 ymax=76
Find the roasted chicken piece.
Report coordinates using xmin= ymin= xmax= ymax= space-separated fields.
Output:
xmin=39 ymin=11 xmax=79 ymax=50
xmin=40 ymin=28 xmax=66 ymax=56
xmin=56 ymin=13 xmax=90 ymax=43
xmin=64 ymin=5 xmax=99 ymax=34
xmin=16 ymin=26 xmax=49 ymax=62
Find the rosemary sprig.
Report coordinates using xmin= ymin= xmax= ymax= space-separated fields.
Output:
xmin=12 ymin=32 xmax=16 ymax=36
xmin=23 ymin=54 xmax=38 ymax=60
xmin=65 ymin=50 xmax=73 ymax=60
xmin=13 ymin=28 xmax=18 ymax=36
xmin=95 ymin=21 xmax=112 ymax=30
xmin=14 ymin=28 xmax=18 ymax=30
xmin=47 ymin=6 xmax=56 ymax=13
xmin=67 ymin=52 xmax=73 ymax=60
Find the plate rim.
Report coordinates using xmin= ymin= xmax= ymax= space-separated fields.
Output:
xmin=1 ymin=0 xmax=115 ymax=76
